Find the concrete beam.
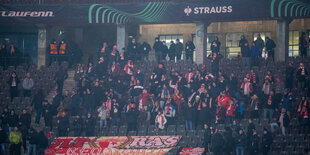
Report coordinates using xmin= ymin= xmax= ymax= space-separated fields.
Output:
xmin=276 ymin=19 xmax=289 ymax=62
xmin=37 ymin=27 xmax=47 ymax=68
xmin=195 ymin=22 xmax=210 ymax=64
xmin=117 ymin=24 xmax=128 ymax=53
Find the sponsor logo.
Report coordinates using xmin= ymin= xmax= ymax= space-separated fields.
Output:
xmin=0 ymin=11 xmax=54 ymax=17
xmin=184 ymin=6 xmax=192 ymax=16
xmin=184 ymin=6 xmax=232 ymax=16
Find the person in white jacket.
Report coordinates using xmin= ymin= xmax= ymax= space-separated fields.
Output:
xmin=155 ymin=109 xmax=167 ymax=130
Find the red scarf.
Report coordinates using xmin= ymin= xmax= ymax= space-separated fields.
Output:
xmin=156 ymin=114 xmax=165 ymax=127
xmin=111 ymin=50 xmax=116 ymax=56
xmin=298 ymin=100 xmax=307 ymax=113
xmin=299 ymin=109 xmax=308 ymax=118
xmin=268 ymin=95 xmax=272 ymax=105
xmin=197 ymin=100 xmax=202 ymax=110
xmin=101 ymin=47 xmax=105 ymax=53
xmin=161 ymin=89 xmax=169 ymax=99
xmin=124 ymin=62 xmax=133 ymax=75
xmin=301 ymin=67 xmax=305 ymax=76
xmin=185 ymin=72 xmax=193 ymax=83
xmin=166 ymin=105 xmax=171 ymax=114
xmin=88 ymin=67 xmax=92 ymax=73
xmin=249 ymin=73 xmax=256 ymax=83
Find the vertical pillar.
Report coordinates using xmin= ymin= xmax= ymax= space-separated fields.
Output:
xmin=195 ymin=22 xmax=210 ymax=64
xmin=37 ymin=26 xmax=47 ymax=68
xmin=117 ymin=24 xmax=128 ymax=53
xmin=276 ymin=20 xmax=289 ymax=62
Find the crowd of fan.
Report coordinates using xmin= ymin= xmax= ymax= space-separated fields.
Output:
xmin=0 ymin=33 xmax=309 ymax=155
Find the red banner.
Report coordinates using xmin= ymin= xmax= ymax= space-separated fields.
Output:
xmin=45 ymin=136 xmax=181 ymax=155
xmin=179 ymin=147 xmax=205 ymax=155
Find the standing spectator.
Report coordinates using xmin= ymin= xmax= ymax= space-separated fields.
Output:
xmin=211 ymin=36 xmax=221 ymax=54
xmin=36 ymin=131 xmax=48 ymax=155
xmin=71 ymin=89 xmax=81 ymax=116
xmin=299 ymin=32 xmax=308 ymax=57
xmin=57 ymin=111 xmax=69 ymax=137
xmin=109 ymin=44 xmax=120 ymax=64
xmin=127 ymin=38 xmax=139 ymax=61
xmin=0 ymin=44 xmax=7 ymax=67
xmin=0 ymin=126 xmax=7 ymax=155
xmin=254 ymin=34 xmax=264 ymax=57
xmin=111 ymin=102 xmax=121 ymax=126
xmin=85 ymin=113 xmax=96 ymax=136
xmin=285 ymin=62 xmax=295 ymax=90
xmin=235 ymin=129 xmax=246 ymax=155
xmin=208 ymin=53 xmax=222 ymax=76
xmin=239 ymin=35 xmax=250 ymax=66
xmin=126 ymin=103 xmax=138 ymax=131
xmin=185 ymin=102 xmax=194 ymax=131
xmin=7 ymin=44 xmax=20 ymax=67
xmin=7 ymin=71 xmax=20 ymax=101
xmin=248 ymin=130 xmax=259 ymax=155
xmin=297 ymin=97 xmax=309 ymax=132
xmin=241 ymin=78 xmax=253 ymax=97
xmin=250 ymin=95 xmax=259 ymax=118
xmin=140 ymin=41 xmax=151 ymax=61
xmin=42 ymin=100 xmax=53 ymax=131
xmin=153 ymin=37 xmax=163 ymax=62
xmin=168 ymin=41 xmax=176 ymax=61
xmin=203 ymin=124 xmax=212 ymax=153
xmin=97 ymin=102 xmax=108 ymax=130
xmin=19 ymin=109 xmax=31 ymax=129
xmin=262 ymin=129 xmax=273 ymax=155
xmin=263 ymin=91 xmax=276 ymax=120
xmin=296 ymin=62 xmax=308 ymax=89
xmin=211 ymin=129 xmax=224 ymax=155
xmin=161 ymin=41 xmax=169 ymax=60
xmin=98 ymin=42 xmax=108 ymax=60
xmin=32 ymin=90 xmax=44 ymax=124
xmin=265 ymin=37 xmax=276 ymax=60
xmin=155 ymin=109 xmax=167 ymax=130
xmin=175 ymin=39 xmax=183 ymax=61
xmin=1 ymin=108 xmax=9 ymax=132
xmin=9 ymin=127 xmax=22 ymax=155
xmin=270 ymin=108 xmax=290 ymax=135
xmin=163 ymin=99 xmax=176 ymax=125
xmin=27 ymin=128 xmax=38 ymax=155
xmin=22 ymin=72 xmax=34 ymax=97
xmin=250 ymin=42 xmax=259 ymax=67
xmin=7 ymin=110 xmax=18 ymax=133
xmin=54 ymin=68 xmax=68 ymax=94
xmin=185 ymin=40 xmax=195 ymax=61
xmin=73 ymin=115 xmax=83 ymax=136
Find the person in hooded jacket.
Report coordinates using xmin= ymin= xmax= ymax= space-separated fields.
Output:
xmin=32 ymin=90 xmax=44 ymax=124
xmin=0 ymin=126 xmax=7 ymax=155
xmin=248 ymin=130 xmax=259 ymax=155
xmin=126 ymin=103 xmax=138 ymax=131
xmin=153 ymin=37 xmax=163 ymax=62
xmin=140 ymin=41 xmax=151 ymax=61
xmin=85 ymin=113 xmax=96 ymax=136
xmin=235 ymin=129 xmax=247 ymax=155
xmin=185 ymin=40 xmax=195 ymax=61
xmin=27 ymin=128 xmax=39 ymax=155
xmin=73 ymin=115 xmax=83 ymax=137
xmin=8 ymin=110 xmax=19 ymax=133
xmin=262 ymin=129 xmax=273 ymax=155
xmin=36 ymin=131 xmax=48 ymax=155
